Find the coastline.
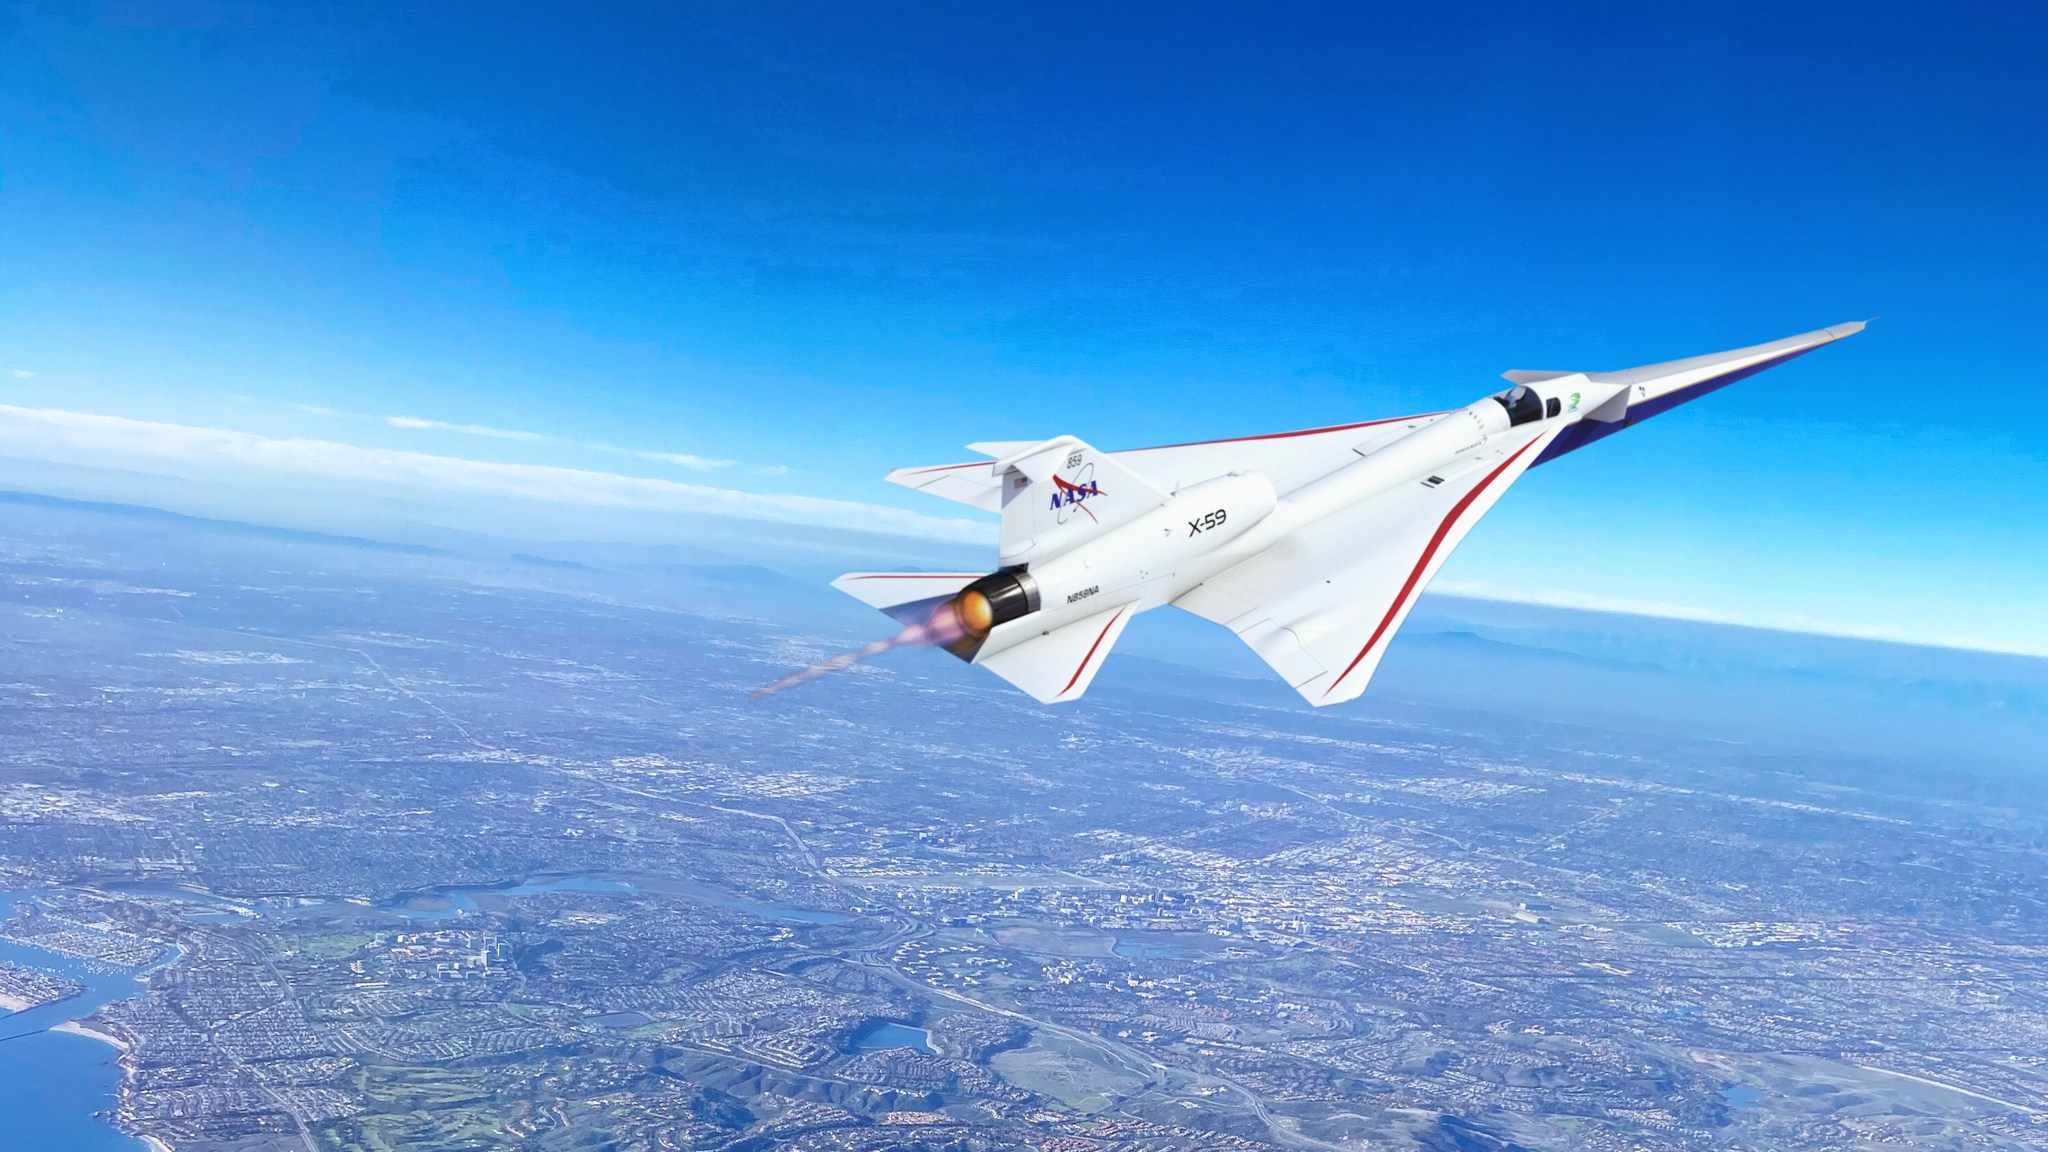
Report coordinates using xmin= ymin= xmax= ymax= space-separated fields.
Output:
xmin=54 ymin=1018 xmax=132 ymax=1054
xmin=0 ymin=990 xmax=33 ymax=1012
xmin=14 ymin=1012 xmax=158 ymax=1150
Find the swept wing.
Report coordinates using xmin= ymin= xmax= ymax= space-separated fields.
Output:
xmin=1174 ymin=426 xmax=1560 ymax=706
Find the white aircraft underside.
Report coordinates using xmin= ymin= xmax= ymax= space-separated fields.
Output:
xmin=836 ymin=322 xmax=1865 ymax=707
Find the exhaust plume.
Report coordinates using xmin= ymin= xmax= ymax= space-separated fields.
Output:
xmin=749 ymin=601 xmax=969 ymax=700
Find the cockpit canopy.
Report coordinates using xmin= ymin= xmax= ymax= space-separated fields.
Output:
xmin=1493 ymin=384 xmax=1546 ymax=426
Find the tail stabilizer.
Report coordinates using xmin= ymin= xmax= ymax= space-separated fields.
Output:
xmin=832 ymin=572 xmax=981 ymax=628
xmin=884 ymin=442 xmax=1039 ymax=513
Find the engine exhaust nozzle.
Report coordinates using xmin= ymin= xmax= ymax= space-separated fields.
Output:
xmin=943 ymin=570 xmax=1039 ymax=656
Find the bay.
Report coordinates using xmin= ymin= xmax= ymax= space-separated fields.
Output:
xmin=0 ymin=893 xmax=149 ymax=1152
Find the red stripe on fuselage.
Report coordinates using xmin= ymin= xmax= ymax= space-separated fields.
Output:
xmin=1322 ymin=436 xmax=1544 ymax=697
xmin=1060 ymin=607 xmax=1127 ymax=697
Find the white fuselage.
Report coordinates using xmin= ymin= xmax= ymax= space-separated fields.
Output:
xmin=979 ymin=378 xmax=1624 ymax=660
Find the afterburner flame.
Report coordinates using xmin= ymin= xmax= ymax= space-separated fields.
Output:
xmin=749 ymin=600 xmax=970 ymax=700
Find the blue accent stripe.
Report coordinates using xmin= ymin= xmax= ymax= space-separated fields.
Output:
xmin=1531 ymin=345 xmax=1820 ymax=468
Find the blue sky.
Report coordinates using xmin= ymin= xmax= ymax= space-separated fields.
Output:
xmin=1 ymin=2 xmax=2044 ymax=653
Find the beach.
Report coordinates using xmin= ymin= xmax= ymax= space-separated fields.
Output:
xmin=55 ymin=1018 xmax=131 ymax=1054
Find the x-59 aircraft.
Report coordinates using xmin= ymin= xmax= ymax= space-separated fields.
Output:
xmin=814 ymin=323 xmax=1865 ymax=707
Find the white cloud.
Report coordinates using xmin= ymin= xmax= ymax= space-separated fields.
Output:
xmin=1429 ymin=579 xmax=2046 ymax=659
xmin=385 ymin=415 xmax=545 ymax=441
xmin=637 ymin=450 xmax=737 ymax=472
xmin=0 ymin=405 xmax=991 ymax=544
xmin=9 ymin=369 xmax=33 ymax=379
xmin=384 ymin=414 xmax=748 ymax=476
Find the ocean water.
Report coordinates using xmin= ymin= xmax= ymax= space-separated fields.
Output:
xmin=0 ymin=893 xmax=148 ymax=1152
xmin=0 ymin=1028 xmax=140 ymax=1152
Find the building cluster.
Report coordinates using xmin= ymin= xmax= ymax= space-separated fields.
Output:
xmin=1 ymin=510 xmax=2044 ymax=1151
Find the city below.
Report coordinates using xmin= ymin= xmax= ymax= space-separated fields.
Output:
xmin=1 ymin=493 xmax=2044 ymax=1151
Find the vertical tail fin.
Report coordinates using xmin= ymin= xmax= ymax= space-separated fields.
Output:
xmin=990 ymin=436 xmax=1169 ymax=566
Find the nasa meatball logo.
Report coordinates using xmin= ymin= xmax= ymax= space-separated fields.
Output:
xmin=1049 ymin=465 xmax=1105 ymax=524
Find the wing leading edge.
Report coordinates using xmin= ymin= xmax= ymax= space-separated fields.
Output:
xmin=1171 ymin=322 xmax=1863 ymax=706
